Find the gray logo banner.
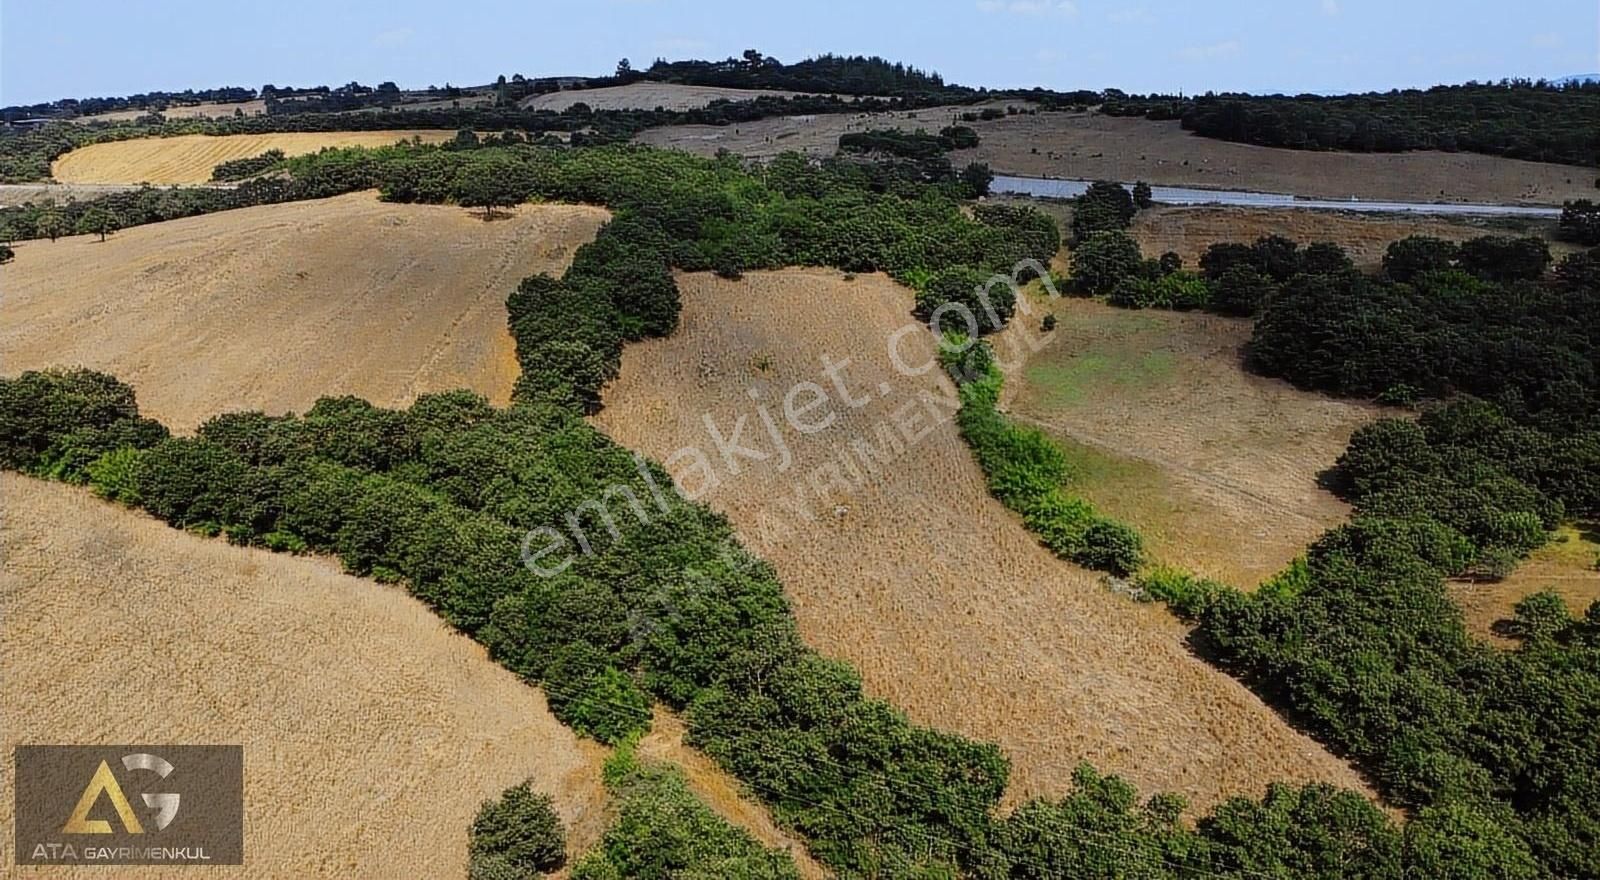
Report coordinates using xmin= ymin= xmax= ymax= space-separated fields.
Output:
xmin=14 ymin=745 xmax=243 ymax=865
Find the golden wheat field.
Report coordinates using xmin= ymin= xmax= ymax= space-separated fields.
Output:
xmin=592 ymin=268 xmax=1379 ymax=813
xmin=1007 ymin=298 xmax=1385 ymax=588
xmin=50 ymin=132 xmax=459 ymax=184
xmin=0 ymin=473 xmax=611 ymax=879
xmin=0 ymin=193 xmax=608 ymax=432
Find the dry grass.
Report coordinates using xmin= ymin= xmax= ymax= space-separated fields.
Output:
xmin=1008 ymin=298 xmax=1384 ymax=588
xmin=592 ymin=267 xmax=1379 ymax=814
xmin=634 ymin=102 xmax=1010 ymax=159
xmin=0 ymin=193 xmax=609 ymax=432
xmin=952 ymin=112 xmax=1595 ymax=205
xmin=521 ymin=83 xmax=824 ymax=112
xmin=1126 ymin=205 xmax=1575 ymax=269
xmin=0 ymin=473 xmax=611 ymax=879
xmin=71 ymin=100 xmax=268 ymax=124
xmin=51 ymin=131 xmax=459 ymax=184
xmin=1449 ymin=524 xmax=1600 ymax=644
xmin=642 ymin=106 xmax=1594 ymax=204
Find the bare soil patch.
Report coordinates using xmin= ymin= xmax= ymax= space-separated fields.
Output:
xmin=1008 ymin=298 xmax=1384 ymax=588
xmin=592 ymin=268 xmax=1378 ymax=814
xmin=51 ymin=131 xmax=458 ymax=184
xmin=0 ymin=193 xmax=609 ymax=432
xmin=0 ymin=473 xmax=610 ymax=879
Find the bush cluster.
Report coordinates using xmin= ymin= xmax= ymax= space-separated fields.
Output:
xmin=940 ymin=337 xmax=1146 ymax=576
xmin=209 ymin=148 xmax=286 ymax=181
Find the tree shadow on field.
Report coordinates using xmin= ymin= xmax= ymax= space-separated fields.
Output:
xmin=469 ymin=208 xmax=517 ymax=222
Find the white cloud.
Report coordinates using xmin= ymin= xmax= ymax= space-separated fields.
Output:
xmin=1320 ymin=0 xmax=1341 ymax=16
xmin=977 ymin=0 xmax=1078 ymax=17
xmin=1176 ymin=40 xmax=1241 ymax=62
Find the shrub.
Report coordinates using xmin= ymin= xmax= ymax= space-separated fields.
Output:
xmin=469 ymin=781 xmax=566 ymax=876
xmin=1070 ymin=230 xmax=1142 ymax=295
xmin=86 ymin=447 xmax=145 ymax=505
xmin=1456 ymin=235 xmax=1551 ymax=282
xmin=0 ymin=369 xmax=143 ymax=469
xmin=915 ymin=265 xmax=1015 ymax=334
xmin=1210 ymin=265 xmax=1277 ymax=316
xmin=1077 ymin=518 xmax=1145 ymax=576
xmin=1383 ymin=235 xmax=1460 ymax=282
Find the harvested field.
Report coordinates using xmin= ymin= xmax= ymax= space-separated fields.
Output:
xmin=634 ymin=101 xmax=1012 ymax=158
xmin=522 ymin=82 xmax=824 ymax=112
xmin=1450 ymin=524 xmax=1600 ymax=644
xmin=51 ymin=131 xmax=458 ymax=184
xmin=0 ymin=193 xmax=609 ymax=432
xmin=0 ymin=473 xmax=610 ymax=879
xmin=71 ymin=99 xmax=267 ymax=123
xmin=1126 ymin=205 xmax=1571 ymax=269
xmin=642 ymin=107 xmax=1594 ymax=204
xmin=592 ymin=267 xmax=1379 ymax=813
xmin=1008 ymin=298 xmax=1385 ymax=588
xmin=952 ymin=112 xmax=1595 ymax=205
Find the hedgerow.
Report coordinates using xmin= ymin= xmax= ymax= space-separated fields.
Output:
xmin=940 ymin=335 xmax=1146 ymax=576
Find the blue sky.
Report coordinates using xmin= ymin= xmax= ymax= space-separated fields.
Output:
xmin=2 ymin=0 xmax=1596 ymax=106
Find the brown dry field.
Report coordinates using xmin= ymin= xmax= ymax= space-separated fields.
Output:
xmin=0 ymin=473 xmax=610 ymax=879
xmin=592 ymin=267 xmax=1378 ymax=813
xmin=1449 ymin=524 xmax=1600 ymax=644
xmin=51 ymin=131 xmax=459 ymax=184
xmin=0 ymin=193 xmax=608 ymax=432
xmin=522 ymin=82 xmax=823 ymax=112
xmin=641 ymin=107 xmax=1592 ymax=205
xmin=634 ymin=101 xmax=1009 ymax=158
xmin=71 ymin=99 xmax=268 ymax=124
xmin=1006 ymin=298 xmax=1386 ymax=588
xmin=1128 ymin=205 xmax=1574 ymax=268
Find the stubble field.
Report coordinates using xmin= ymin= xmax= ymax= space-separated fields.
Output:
xmin=0 ymin=193 xmax=609 ymax=432
xmin=50 ymin=131 xmax=459 ymax=184
xmin=592 ymin=267 xmax=1379 ymax=813
xmin=0 ymin=474 xmax=610 ymax=879
xmin=641 ymin=106 xmax=1594 ymax=204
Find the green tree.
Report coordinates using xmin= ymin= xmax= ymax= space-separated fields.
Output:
xmin=35 ymin=209 xmax=70 ymax=242
xmin=1070 ymin=230 xmax=1143 ymax=295
xmin=74 ymin=207 xmax=121 ymax=242
xmin=469 ymin=781 xmax=566 ymax=877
